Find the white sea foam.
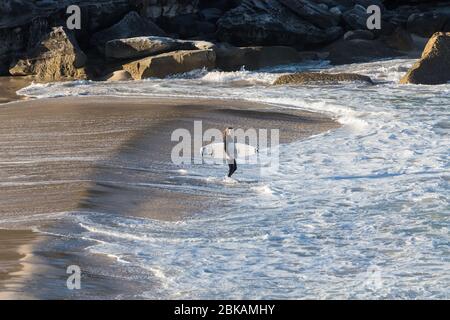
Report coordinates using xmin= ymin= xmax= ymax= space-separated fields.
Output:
xmin=10 ymin=59 xmax=450 ymax=299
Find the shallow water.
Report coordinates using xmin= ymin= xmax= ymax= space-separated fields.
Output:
xmin=7 ymin=59 xmax=450 ymax=299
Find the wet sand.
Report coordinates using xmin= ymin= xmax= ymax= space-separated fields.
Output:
xmin=0 ymin=77 xmax=32 ymax=104
xmin=0 ymin=96 xmax=339 ymax=298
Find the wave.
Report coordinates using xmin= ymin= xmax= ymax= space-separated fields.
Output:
xmin=6 ymin=58 xmax=450 ymax=299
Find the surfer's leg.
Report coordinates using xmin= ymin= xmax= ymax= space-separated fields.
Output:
xmin=229 ymin=160 xmax=237 ymax=177
xmin=228 ymin=163 xmax=234 ymax=177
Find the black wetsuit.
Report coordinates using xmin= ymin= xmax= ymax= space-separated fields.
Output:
xmin=228 ymin=160 xmax=237 ymax=178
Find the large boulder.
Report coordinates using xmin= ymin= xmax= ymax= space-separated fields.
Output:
xmin=216 ymin=0 xmax=343 ymax=47
xmin=273 ymin=72 xmax=374 ymax=85
xmin=342 ymin=4 xmax=394 ymax=36
xmin=323 ymin=39 xmax=402 ymax=65
xmin=407 ymin=12 xmax=450 ymax=38
xmin=122 ymin=49 xmax=216 ymax=79
xmin=90 ymin=11 xmax=166 ymax=54
xmin=9 ymin=27 xmax=86 ymax=81
xmin=277 ymin=0 xmax=340 ymax=29
xmin=400 ymin=32 xmax=450 ymax=85
xmin=215 ymin=45 xmax=317 ymax=71
xmin=381 ymin=27 xmax=414 ymax=52
xmin=105 ymin=36 xmax=214 ymax=59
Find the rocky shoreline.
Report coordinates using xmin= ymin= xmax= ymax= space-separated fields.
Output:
xmin=1 ymin=0 xmax=450 ymax=84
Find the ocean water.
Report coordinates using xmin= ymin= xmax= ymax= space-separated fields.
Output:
xmin=9 ymin=59 xmax=450 ymax=299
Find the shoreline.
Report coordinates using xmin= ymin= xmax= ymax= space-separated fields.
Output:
xmin=0 ymin=95 xmax=339 ymax=298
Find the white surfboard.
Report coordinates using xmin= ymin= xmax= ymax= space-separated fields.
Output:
xmin=200 ymin=143 xmax=258 ymax=160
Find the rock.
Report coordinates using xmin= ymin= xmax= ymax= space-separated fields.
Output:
xmin=217 ymin=0 xmax=343 ymax=47
xmin=382 ymin=27 xmax=414 ymax=52
xmin=130 ymin=0 xmax=200 ymax=19
xmin=105 ymin=36 xmax=214 ymax=60
xmin=196 ymin=21 xmax=217 ymax=36
xmin=200 ymin=8 xmax=223 ymax=22
xmin=273 ymin=72 xmax=374 ymax=85
xmin=354 ymin=0 xmax=385 ymax=11
xmin=0 ymin=26 xmax=25 ymax=75
xmin=9 ymin=27 xmax=86 ymax=81
xmin=122 ymin=49 xmax=216 ymax=79
xmin=400 ymin=32 xmax=450 ymax=85
xmin=0 ymin=0 xmax=132 ymax=32
xmin=160 ymin=13 xmax=199 ymax=38
xmin=324 ymin=39 xmax=402 ymax=65
xmin=343 ymin=4 xmax=394 ymax=35
xmin=407 ymin=12 xmax=450 ymax=38
xmin=215 ymin=45 xmax=316 ymax=71
xmin=90 ymin=11 xmax=166 ymax=54
xmin=105 ymin=70 xmax=133 ymax=81
xmin=344 ymin=30 xmax=375 ymax=41
xmin=277 ymin=0 xmax=340 ymax=29
xmin=342 ymin=5 xmax=370 ymax=30
xmin=410 ymin=34 xmax=429 ymax=53
xmin=329 ymin=6 xmax=343 ymax=16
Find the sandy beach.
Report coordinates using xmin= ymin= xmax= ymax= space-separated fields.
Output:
xmin=0 ymin=95 xmax=339 ymax=298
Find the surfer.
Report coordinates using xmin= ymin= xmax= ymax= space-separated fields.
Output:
xmin=223 ymin=127 xmax=237 ymax=178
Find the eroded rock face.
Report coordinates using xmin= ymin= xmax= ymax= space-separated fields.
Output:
xmin=9 ymin=27 xmax=87 ymax=81
xmin=273 ymin=72 xmax=374 ymax=85
xmin=105 ymin=36 xmax=214 ymax=59
xmin=216 ymin=0 xmax=343 ymax=47
xmin=122 ymin=49 xmax=215 ymax=79
xmin=400 ymin=32 xmax=450 ymax=85
xmin=91 ymin=11 xmax=166 ymax=54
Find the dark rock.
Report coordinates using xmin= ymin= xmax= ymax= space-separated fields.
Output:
xmin=217 ymin=0 xmax=343 ymax=47
xmin=196 ymin=21 xmax=217 ymax=35
xmin=381 ymin=27 xmax=414 ymax=52
xmin=130 ymin=0 xmax=200 ymax=19
xmin=90 ymin=11 xmax=166 ymax=54
xmin=354 ymin=0 xmax=385 ymax=11
xmin=344 ymin=29 xmax=375 ymax=41
xmin=324 ymin=38 xmax=402 ymax=65
xmin=343 ymin=4 xmax=395 ymax=35
xmin=273 ymin=72 xmax=374 ymax=85
xmin=160 ymin=13 xmax=199 ymax=39
xmin=400 ymin=32 xmax=450 ymax=85
xmin=342 ymin=5 xmax=369 ymax=30
xmin=200 ymin=8 xmax=223 ymax=22
xmin=215 ymin=45 xmax=316 ymax=71
xmin=0 ymin=0 xmax=132 ymax=31
xmin=277 ymin=0 xmax=340 ymax=29
xmin=407 ymin=12 xmax=450 ymax=38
